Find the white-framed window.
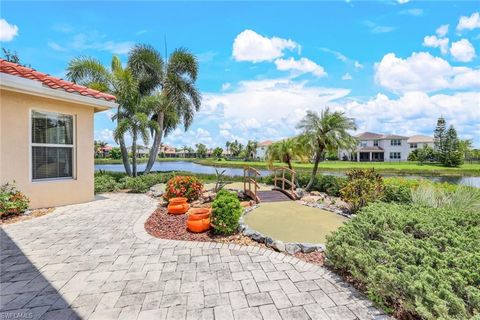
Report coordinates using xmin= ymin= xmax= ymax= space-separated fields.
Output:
xmin=410 ymin=143 xmax=418 ymax=148
xmin=373 ymin=140 xmax=379 ymax=147
xmin=389 ymin=152 xmax=401 ymax=159
xmin=359 ymin=141 xmax=367 ymax=147
xmin=31 ymin=110 xmax=75 ymax=181
xmin=390 ymin=139 xmax=401 ymax=146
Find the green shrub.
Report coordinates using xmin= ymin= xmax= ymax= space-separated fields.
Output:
xmin=326 ymin=202 xmax=480 ymax=319
xmin=164 ymin=175 xmax=203 ymax=201
xmin=94 ymin=175 xmax=119 ymax=194
xmin=0 ymin=183 xmax=29 ymax=217
xmin=340 ymin=169 xmax=384 ymax=213
xmin=382 ymin=178 xmax=421 ymax=203
xmin=211 ymin=191 xmax=242 ymax=235
xmin=314 ymin=175 xmax=347 ymax=196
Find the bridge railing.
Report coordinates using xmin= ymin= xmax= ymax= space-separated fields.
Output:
xmin=243 ymin=166 xmax=260 ymax=203
xmin=273 ymin=167 xmax=296 ymax=199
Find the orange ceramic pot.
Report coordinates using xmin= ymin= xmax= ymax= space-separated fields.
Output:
xmin=187 ymin=208 xmax=211 ymax=221
xmin=168 ymin=197 xmax=189 ymax=215
xmin=186 ymin=218 xmax=211 ymax=233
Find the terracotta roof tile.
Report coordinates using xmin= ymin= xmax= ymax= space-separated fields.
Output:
xmin=0 ymin=59 xmax=116 ymax=102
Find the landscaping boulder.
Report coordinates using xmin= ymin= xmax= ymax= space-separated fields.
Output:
xmin=272 ymin=240 xmax=285 ymax=252
xmin=285 ymin=243 xmax=301 ymax=254
xmin=201 ymin=191 xmax=216 ymax=202
xmin=149 ymin=184 xmax=165 ymax=197
xmin=298 ymin=243 xmax=318 ymax=253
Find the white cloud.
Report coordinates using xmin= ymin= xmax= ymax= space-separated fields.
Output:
xmin=219 ymin=122 xmax=232 ymax=130
xmin=0 ymin=19 xmax=19 ymax=42
xmin=95 ymin=128 xmax=115 ymax=145
xmin=400 ymin=9 xmax=424 ymax=16
xmin=320 ymin=48 xmax=348 ymax=62
xmin=397 ymin=0 xmax=409 ymax=4
xmin=339 ymin=91 xmax=480 ymax=144
xmin=240 ymin=118 xmax=262 ymax=130
xmin=232 ymin=29 xmax=297 ymax=62
xmin=423 ymin=35 xmax=449 ymax=54
xmin=274 ymin=57 xmax=327 ymax=77
xmin=342 ymin=73 xmax=353 ymax=80
xmin=450 ymin=39 xmax=476 ymax=62
xmin=436 ymin=24 xmax=449 ymax=37
xmin=221 ymin=82 xmax=231 ymax=91
xmin=48 ymin=41 xmax=68 ymax=52
xmin=363 ymin=20 xmax=395 ymax=34
xmin=457 ymin=12 xmax=480 ymax=31
xmin=354 ymin=61 xmax=364 ymax=70
xmin=375 ymin=52 xmax=480 ymax=93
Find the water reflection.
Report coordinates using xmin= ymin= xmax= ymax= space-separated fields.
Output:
xmin=95 ymin=161 xmax=480 ymax=188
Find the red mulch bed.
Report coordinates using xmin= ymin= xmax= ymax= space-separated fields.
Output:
xmin=294 ymin=251 xmax=325 ymax=266
xmin=145 ymin=205 xmax=324 ymax=266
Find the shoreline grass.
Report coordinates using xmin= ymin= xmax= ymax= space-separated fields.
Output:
xmin=94 ymin=157 xmax=480 ymax=176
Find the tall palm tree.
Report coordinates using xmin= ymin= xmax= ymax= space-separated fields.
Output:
xmin=67 ymin=55 xmax=158 ymax=176
xmin=128 ymin=45 xmax=201 ymax=174
xmin=297 ymin=108 xmax=357 ymax=191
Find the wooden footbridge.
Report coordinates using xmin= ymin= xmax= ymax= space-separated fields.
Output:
xmin=243 ymin=166 xmax=297 ymax=203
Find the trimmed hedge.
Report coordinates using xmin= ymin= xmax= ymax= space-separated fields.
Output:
xmin=326 ymin=202 xmax=480 ymax=319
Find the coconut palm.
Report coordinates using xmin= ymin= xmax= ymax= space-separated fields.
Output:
xmin=296 ymin=108 xmax=357 ymax=191
xmin=266 ymin=138 xmax=308 ymax=170
xmin=128 ymin=45 xmax=201 ymax=173
xmin=67 ymin=55 xmax=158 ymax=176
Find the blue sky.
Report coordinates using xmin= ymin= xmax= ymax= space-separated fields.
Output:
xmin=1 ymin=1 xmax=479 ymax=148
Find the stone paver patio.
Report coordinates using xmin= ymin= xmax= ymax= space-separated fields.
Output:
xmin=1 ymin=193 xmax=389 ymax=320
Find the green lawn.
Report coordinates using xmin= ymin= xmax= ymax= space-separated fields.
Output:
xmin=194 ymin=159 xmax=480 ymax=176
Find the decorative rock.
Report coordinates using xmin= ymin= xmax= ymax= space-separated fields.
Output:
xmin=201 ymin=191 xmax=216 ymax=202
xmin=264 ymin=237 xmax=274 ymax=247
xmin=295 ymin=188 xmax=305 ymax=199
xmin=251 ymin=232 xmax=265 ymax=243
xmin=310 ymin=191 xmax=321 ymax=196
xmin=149 ymin=184 xmax=165 ymax=197
xmin=298 ymin=243 xmax=318 ymax=253
xmin=285 ymin=243 xmax=301 ymax=254
xmin=271 ymin=240 xmax=285 ymax=252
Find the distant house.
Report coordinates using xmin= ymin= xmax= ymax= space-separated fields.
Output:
xmin=159 ymin=144 xmax=176 ymax=158
xmin=338 ymin=132 xmax=434 ymax=162
xmin=127 ymin=145 xmax=150 ymax=158
xmin=0 ymin=59 xmax=117 ymax=208
xmin=256 ymin=140 xmax=273 ymax=160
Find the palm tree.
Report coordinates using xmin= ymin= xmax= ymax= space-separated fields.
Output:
xmin=67 ymin=55 xmax=158 ymax=176
xmin=128 ymin=45 xmax=201 ymax=174
xmin=225 ymin=141 xmax=231 ymax=157
xmin=266 ymin=138 xmax=307 ymax=170
xmin=296 ymin=108 xmax=357 ymax=191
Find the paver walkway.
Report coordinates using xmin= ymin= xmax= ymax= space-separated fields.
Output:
xmin=1 ymin=193 xmax=389 ymax=320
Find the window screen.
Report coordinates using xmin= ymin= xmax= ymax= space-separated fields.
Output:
xmin=32 ymin=111 xmax=74 ymax=180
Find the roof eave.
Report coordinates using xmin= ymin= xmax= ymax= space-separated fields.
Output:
xmin=0 ymin=73 xmax=118 ymax=111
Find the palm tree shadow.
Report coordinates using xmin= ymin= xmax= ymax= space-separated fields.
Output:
xmin=0 ymin=228 xmax=80 ymax=319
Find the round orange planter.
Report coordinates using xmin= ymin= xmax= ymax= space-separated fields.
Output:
xmin=186 ymin=218 xmax=211 ymax=233
xmin=168 ymin=197 xmax=189 ymax=215
xmin=187 ymin=208 xmax=211 ymax=221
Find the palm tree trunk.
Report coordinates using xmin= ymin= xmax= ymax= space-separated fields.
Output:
xmin=119 ymin=136 xmax=132 ymax=176
xmin=144 ymin=112 xmax=165 ymax=174
xmin=132 ymin=131 xmax=138 ymax=177
xmin=305 ymin=152 xmax=322 ymax=191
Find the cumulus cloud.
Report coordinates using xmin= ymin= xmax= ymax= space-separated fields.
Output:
xmin=423 ymin=35 xmax=449 ymax=54
xmin=375 ymin=52 xmax=480 ymax=93
xmin=354 ymin=61 xmax=364 ymax=70
xmin=342 ymin=73 xmax=353 ymax=80
xmin=274 ymin=57 xmax=327 ymax=77
xmin=221 ymin=82 xmax=231 ymax=91
xmin=232 ymin=30 xmax=297 ymax=62
xmin=457 ymin=12 xmax=480 ymax=31
xmin=450 ymin=39 xmax=476 ymax=62
xmin=339 ymin=91 xmax=480 ymax=143
xmin=436 ymin=24 xmax=449 ymax=37
xmin=0 ymin=19 xmax=19 ymax=42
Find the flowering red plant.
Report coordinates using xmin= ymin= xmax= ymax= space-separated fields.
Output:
xmin=164 ymin=176 xmax=203 ymax=201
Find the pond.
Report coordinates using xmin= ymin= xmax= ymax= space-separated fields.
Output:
xmin=244 ymin=202 xmax=348 ymax=244
xmin=95 ymin=161 xmax=480 ymax=187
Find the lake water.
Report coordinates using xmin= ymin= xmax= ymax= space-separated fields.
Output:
xmin=95 ymin=161 xmax=480 ymax=187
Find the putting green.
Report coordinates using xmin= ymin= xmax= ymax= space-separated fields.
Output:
xmin=244 ymin=202 xmax=347 ymax=243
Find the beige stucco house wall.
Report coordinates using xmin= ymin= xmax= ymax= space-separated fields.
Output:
xmin=0 ymin=68 xmax=117 ymax=209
